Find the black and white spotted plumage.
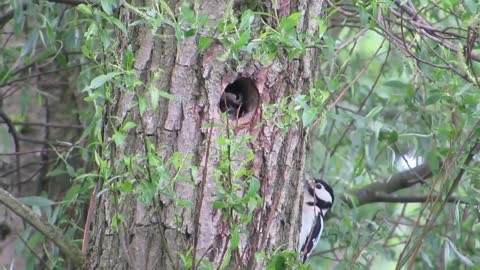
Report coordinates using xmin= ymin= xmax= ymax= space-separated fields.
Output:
xmin=298 ymin=179 xmax=334 ymax=263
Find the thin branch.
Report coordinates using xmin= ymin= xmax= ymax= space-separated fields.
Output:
xmin=0 ymin=187 xmax=84 ymax=266
xmin=0 ymin=63 xmax=88 ymax=88
xmin=0 ymin=109 xmax=21 ymax=187
xmin=15 ymin=231 xmax=48 ymax=268
xmin=0 ymin=120 xmax=83 ymax=129
xmin=45 ymin=0 xmax=88 ymax=5
xmin=365 ymin=193 xmax=469 ymax=204
xmin=329 ymin=42 xmax=392 ymax=157
xmin=0 ymin=161 xmax=46 ymax=178
xmin=326 ymin=40 xmax=385 ymax=110
xmin=0 ymin=149 xmax=67 ymax=156
xmin=17 ymin=135 xmax=72 ymax=147
xmin=404 ymin=138 xmax=480 ymax=268
xmin=192 ymin=123 xmax=214 ymax=270
xmin=349 ymin=221 xmax=384 ymax=267
xmin=393 ymin=0 xmax=480 ymax=63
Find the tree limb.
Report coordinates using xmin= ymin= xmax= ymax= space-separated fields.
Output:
xmin=347 ymin=163 xmax=435 ymax=207
xmin=361 ymin=193 xmax=468 ymax=204
xmin=0 ymin=187 xmax=84 ymax=267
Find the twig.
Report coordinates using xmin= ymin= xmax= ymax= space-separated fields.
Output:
xmin=191 ymin=123 xmax=214 ymax=270
xmin=0 ymin=63 xmax=88 ymax=88
xmin=0 ymin=187 xmax=84 ymax=266
xmin=0 ymin=149 xmax=68 ymax=156
xmin=329 ymin=42 xmax=391 ymax=157
xmin=326 ymin=39 xmax=385 ymax=110
xmin=0 ymin=120 xmax=83 ymax=129
xmin=15 ymin=231 xmax=49 ymax=269
xmin=45 ymin=0 xmax=88 ymax=5
xmin=0 ymin=109 xmax=21 ymax=187
xmin=349 ymin=221 xmax=384 ymax=267
xmin=396 ymin=122 xmax=479 ymax=269
xmin=0 ymin=161 xmax=47 ymax=178
xmin=17 ymin=135 xmax=72 ymax=147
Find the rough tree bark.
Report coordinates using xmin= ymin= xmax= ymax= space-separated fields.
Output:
xmin=86 ymin=1 xmax=324 ymax=269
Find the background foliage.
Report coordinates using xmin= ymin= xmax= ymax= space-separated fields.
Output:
xmin=0 ymin=0 xmax=479 ymax=269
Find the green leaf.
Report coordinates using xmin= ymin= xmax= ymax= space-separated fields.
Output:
xmin=85 ymin=72 xmax=121 ymax=91
xmin=150 ymin=86 xmax=174 ymax=111
xmin=63 ymin=185 xmax=81 ymax=202
xmin=121 ymin=121 xmax=136 ymax=132
xmin=77 ymin=4 xmax=93 ymax=16
xmin=464 ymin=0 xmax=478 ymax=13
xmin=112 ymin=213 xmax=124 ymax=232
xmin=100 ymin=0 xmax=114 ymax=15
xmin=138 ymin=95 xmax=147 ymax=116
xmin=123 ymin=47 xmax=135 ymax=70
xmin=365 ymin=105 xmax=383 ymax=119
xmin=231 ymin=226 xmax=240 ymax=250
xmin=213 ymin=200 xmax=227 ymax=209
xmin=113 ymin=131 xmax=126 ymax=146
xmin=267 ymin=254 xmax=286 ymax=270
xmin=66 ymin=164 xmax=76 ymax=177
xmin=34 ymin=48 xmax=56 ymax=64
xmin=181 ymin=1 xmax=196 ymax=24
xmin=117 ymin=180 xmax=133 ymax=194
xmin=383 ymin=79 xmax=409 ymax=89
xmin=177 ymin=199 xmax=193 ymax=208
xmin=239 ymin=9 xmax=254 ymax=31
xmin=233 ymin=30 xmax=251 ymax=50
xmin=18 ymin=196 xmax=55 ymax=207
xmin=279 ymin=12 xmax=301 ymax=33
xmin=199 ymin=37 xmax=213 ymax=52
xmin=109 ymin=17 xmax=128 ymax=35
xmin=379 ymin=130 xmax=398 ymax=144
xmin=302 ymin=106 xmax=317 ymax=126
xmin=175 ymin=24 xmax=185 ymax=41
xmin=426 ymin=150 xmax=440 ymax=175
xmin=447 ymin=239 xmax=473 ymax=266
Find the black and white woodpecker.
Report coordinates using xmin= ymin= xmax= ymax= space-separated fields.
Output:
xmin=298 ymin=179 xmax=334 ymax=263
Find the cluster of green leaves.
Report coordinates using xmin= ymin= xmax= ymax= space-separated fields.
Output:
xmin=262 ymin=84 xmax=331 ymax=131
xmin=304 ymin=0 xmax=480 ymax=269
xmin=0 ymin=0 xmax=106 ymax=268
xmin=77 ymin=1 xmax=198 ymax=235
xmin=183 ymin=119 xmax=263 ymax=269
xmin=124 ymin=0 xmax=316 ymax=65
xmin=257 ymin=249 xmax=310 ymax=270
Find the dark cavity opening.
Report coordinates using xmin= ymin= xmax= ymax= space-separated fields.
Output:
xmin=219 ymin=77 xmax=259 ymax=120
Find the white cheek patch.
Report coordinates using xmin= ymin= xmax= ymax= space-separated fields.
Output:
xmin=315 ymin=185 xmax=332 ymax=203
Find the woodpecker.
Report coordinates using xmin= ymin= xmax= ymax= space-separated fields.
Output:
xmin=298 ymin=179 xmax=334 ymax=263
xmin=219 ymin=91 xmax=244 ymax=118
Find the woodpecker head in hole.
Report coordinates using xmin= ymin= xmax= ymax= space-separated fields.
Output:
xmin=219 ymin=80 xmax=246 ymax=119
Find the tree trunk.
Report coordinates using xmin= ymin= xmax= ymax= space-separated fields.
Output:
xmin=86 ymin=1 xmax=323 ymax=269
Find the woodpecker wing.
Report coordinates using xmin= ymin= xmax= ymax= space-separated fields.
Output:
xmin=301 ymin=211 xmax=324 ymax=263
